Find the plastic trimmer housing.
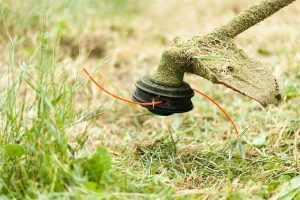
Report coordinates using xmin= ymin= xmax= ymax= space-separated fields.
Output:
xmin=132 ymin=76 xmax=194 ymax=116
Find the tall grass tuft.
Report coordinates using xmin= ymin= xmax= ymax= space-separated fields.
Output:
xmin=0 ymin=14 xmax=111 ymax=200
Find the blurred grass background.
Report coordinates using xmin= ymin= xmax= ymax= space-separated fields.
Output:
xmin=0 ymin=0 xmax=300 ymax=199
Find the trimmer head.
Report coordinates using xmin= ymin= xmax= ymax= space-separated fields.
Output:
xmin=132 ymin=76 xmax=194 ymax=116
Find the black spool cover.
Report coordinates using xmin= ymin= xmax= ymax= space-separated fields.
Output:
xmin=132 ymin=76 xmax=194 ymax=116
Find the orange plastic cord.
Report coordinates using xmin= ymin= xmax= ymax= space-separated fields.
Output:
xmin=83 ymin=68 xmax=163 ymax=106
xmin=83 ymin=67 xmax=238 ymax=135
xmin=192 ymin=88 xmax=239 ymax=135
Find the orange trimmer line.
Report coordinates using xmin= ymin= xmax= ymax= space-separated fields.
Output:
xmin=83 ymin=68 xmax=163 ymax=106
xmin=83 ymin=68 xmax=239 ymax=135
xmin=192 ymin=88 xmax=239 ymax=135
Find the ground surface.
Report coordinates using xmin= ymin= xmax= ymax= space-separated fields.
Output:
xmin=0 ymin=0 xmax=300 ymax=199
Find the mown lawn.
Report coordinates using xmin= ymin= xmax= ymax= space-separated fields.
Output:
xmin=0 ymin=0 xmax=300 ymax=199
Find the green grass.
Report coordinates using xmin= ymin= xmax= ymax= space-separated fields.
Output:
xmin=0 ymin=21 xmax=112 ymax=199
xmin=1 ymin=0 xmax=300 ymax=199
